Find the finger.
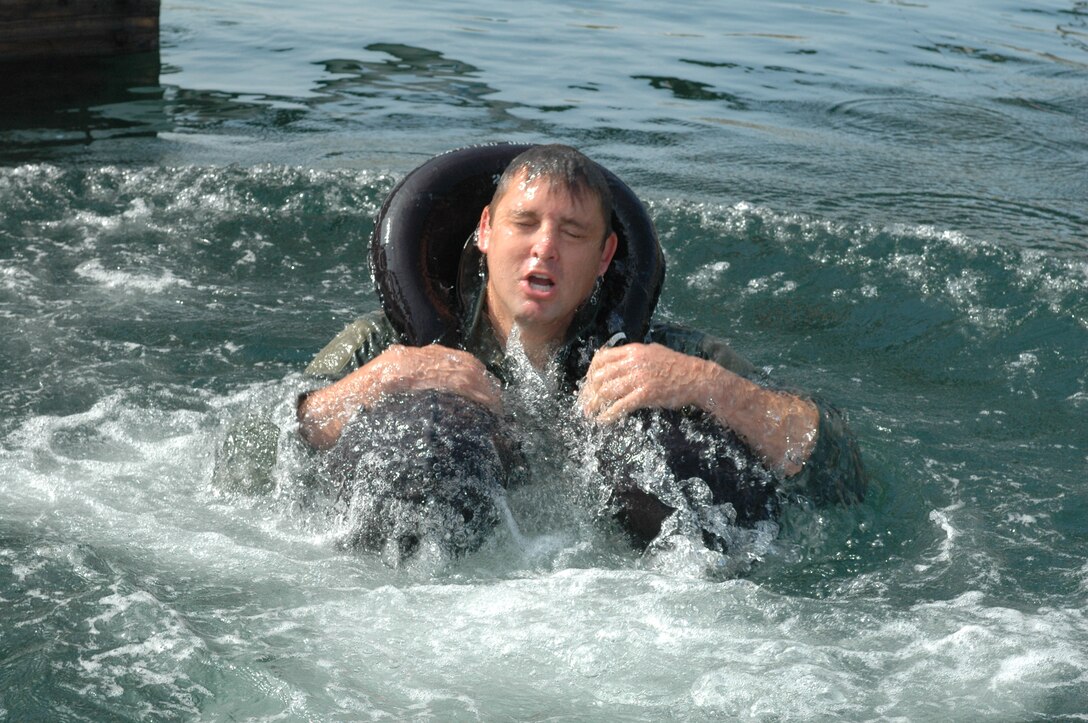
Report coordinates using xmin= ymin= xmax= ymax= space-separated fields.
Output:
xmin=579 ymin=365 xmax=622 ymax=415
xmin=459 ymin=386 xmax=502 ymax=413
xmin=585 ymin=344 xmax=623 ymax=377
xmin=588 ymin=386 xmax=643 ymax=425
xmin=580 ymin=348 xmax=648 ymax=414
xmin=392 ymin=370 xmax=500 ymax=412
xmin=581 ymin=372 xmax=639 ymax=419
xmin=470 ymin=368 xmax=503 ymax=402
xmin=578 ymin=386 xmax=602 ymax=417
xmin=417 ymin=349 xmax=491 ymax=382
xmin=584 ymin=349 xmax=635 ymax=394
xmin=444 ymin=366 xmax=504 ymax=412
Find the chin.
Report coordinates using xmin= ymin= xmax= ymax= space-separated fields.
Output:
xmin=512 ymin=308 xmax=566 ymax=333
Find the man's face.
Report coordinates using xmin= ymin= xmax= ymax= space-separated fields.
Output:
xmin=477 ymin=170 xmax=618 ymax=345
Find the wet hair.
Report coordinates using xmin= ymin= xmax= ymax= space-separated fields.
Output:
xmin=489 ymin=144 xmax=614 ymax=241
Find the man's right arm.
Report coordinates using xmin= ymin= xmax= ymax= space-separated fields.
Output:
xmin=297 ymin=359 xmax=384 ymax=450
xmin=297 ymin=344 xmax=503 ymax=450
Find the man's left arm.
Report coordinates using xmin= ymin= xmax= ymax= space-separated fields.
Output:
xmin=580 ymin=342 xmax=816 ymax=474
xmin=579 ymin=326 xmax=865 ymax=501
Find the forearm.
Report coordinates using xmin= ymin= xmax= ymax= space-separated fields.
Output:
xmin=701 ymin=360 xmax=819 ymax=477
xmin=297 ymin=369 xmax=378 ymax=450
xmin=297 ymin=344 xmax=504 ymax=450
xmin=580 ymin=342 xmax=817 ymax=476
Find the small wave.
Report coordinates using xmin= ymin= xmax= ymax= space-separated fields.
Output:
xmin=0 ymin=261 xmax=37 ymax=295
xmin=825 ymin=96 xmax=1055 ymax=152
xmin=0 ymin=537 xmax=215 ymax=718
xmin=74 ymin=259 xmax=192 ymax=294
xmin=650 ymin=198 xmax=1086 ymax=339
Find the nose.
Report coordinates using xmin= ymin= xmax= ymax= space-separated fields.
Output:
xmin=530 ymin=222 xmax=559 ymax=260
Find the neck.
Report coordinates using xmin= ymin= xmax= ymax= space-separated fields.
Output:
xmin=486 ymin=307 xmax=562 ymax=370
xmin=518 ymin=334 xmax=557 ymax=370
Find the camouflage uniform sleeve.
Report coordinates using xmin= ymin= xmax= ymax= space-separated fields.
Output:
xmin=296 ymin=310 xmax=399 ymax=412
xmin=784 ymin=399 xmax=867 ymax=505
xmin=646 ymin=322 xmax=760 ymax=380
xmin=303 ymin=310 xmax=400 ymax=380
xmin=647 ymin=322 xmax=867 ymax=505
xmin=218 ymin=312 xmax=401 ymax=494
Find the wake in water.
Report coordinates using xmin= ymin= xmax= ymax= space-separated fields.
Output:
xmin=4 ymin=160 xmax=1085 ymax=719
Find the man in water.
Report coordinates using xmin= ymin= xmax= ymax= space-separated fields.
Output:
xmin=298 ymin=144 xmax=864 ymax=557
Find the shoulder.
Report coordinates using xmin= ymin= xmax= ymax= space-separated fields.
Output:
xmin=647 ymin=321 xmax=760 ymax=380
xmin=304 ymin=310 xmax=399 ymax=378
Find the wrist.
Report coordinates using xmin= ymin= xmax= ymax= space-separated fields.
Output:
xmin=700 ymin=358 xmax=744 ymax=417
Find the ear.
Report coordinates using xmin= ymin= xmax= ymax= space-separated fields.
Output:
xmin=476 ymin=205 xmax=491 ymax=254
xmin=597 ymin=231 xmax=618 ymax=276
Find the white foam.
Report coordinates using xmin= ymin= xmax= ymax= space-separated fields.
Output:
xmin=914 ymin=504 xmax=963 ymax=572
xmin=0 ymin=261 xmax=37 ymax=293
xmin=74 ymin=259 xmax=192 ymax=293
xmin=685 ymin=260 xmax=730 ymax=290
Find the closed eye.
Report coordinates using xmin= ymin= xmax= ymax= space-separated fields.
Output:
xmin=507 ymin=211 xmax=539 ymax=229
xmin=560 ymin=224 xmax=589 ymax=240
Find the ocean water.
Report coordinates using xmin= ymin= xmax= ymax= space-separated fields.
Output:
xmin=1 ymin=0 xmax=1086 ymax=719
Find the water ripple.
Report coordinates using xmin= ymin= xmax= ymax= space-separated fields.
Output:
xmin=828 ymin=96 xmax=1030 ymax=147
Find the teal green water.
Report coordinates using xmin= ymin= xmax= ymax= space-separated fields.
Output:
xmin=1 ymin=1 xmax=1086 ymax=719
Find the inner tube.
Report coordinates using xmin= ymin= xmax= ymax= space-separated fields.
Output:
xmin=369 ymin=142 xmax=666 ymax=348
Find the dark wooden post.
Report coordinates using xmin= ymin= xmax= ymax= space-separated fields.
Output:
xmin=0 ymin=0 xmax=160 ymax=61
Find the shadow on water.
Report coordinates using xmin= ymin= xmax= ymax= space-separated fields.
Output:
xmin=631 ymin=74 xmax=749 ymax=109
xmin=315 ymin=43 xmax=494 ymax=104
xmin=0 ymin=52 xmax=163 ymax=157
xmin=0 ymin=48 xmax=313 ymax=162
xmin=0 ymin=41 xmax=534 ymax=164
xmin=309 ymin=43 xmax=526 ymax=128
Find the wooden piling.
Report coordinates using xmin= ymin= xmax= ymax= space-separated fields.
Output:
xmin=0 ymin=0 xmax=160 ymax=61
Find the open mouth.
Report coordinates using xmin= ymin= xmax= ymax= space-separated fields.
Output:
xmin=526 ymin=273 xmax=555 ymax=293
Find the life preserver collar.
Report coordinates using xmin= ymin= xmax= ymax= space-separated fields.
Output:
xmin=369 ymin=143 xmax=665 ymax=348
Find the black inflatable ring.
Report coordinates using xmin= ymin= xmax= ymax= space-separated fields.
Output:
xmin=369 ymin=143 xmax=665 ymax=348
